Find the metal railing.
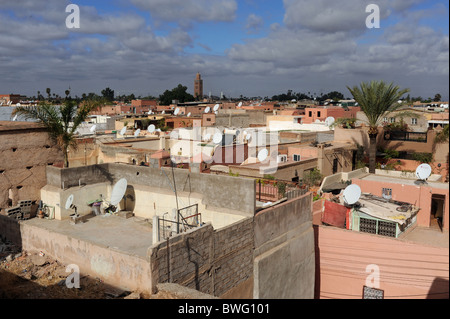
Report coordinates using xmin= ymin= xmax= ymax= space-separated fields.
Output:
xmin=383 ymin=131 xmax=428 ymax=143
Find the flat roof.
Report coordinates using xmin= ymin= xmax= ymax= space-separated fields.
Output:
xmin=357 ymin=174 xmax=449 ymax=190
xmin=0 ymin=121 xmax=44 ymax=132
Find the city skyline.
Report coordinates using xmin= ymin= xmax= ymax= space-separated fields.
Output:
xmin=0 ymin=0 xmax=449 ymax=100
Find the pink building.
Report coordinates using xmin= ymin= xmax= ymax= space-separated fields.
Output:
xmin=303 ymin=106 xmax=360 ymax=124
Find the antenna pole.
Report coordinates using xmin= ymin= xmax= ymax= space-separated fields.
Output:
xmin=171 ymin=161 xmax=180 ymax=233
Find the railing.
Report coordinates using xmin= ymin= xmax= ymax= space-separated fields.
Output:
xmin=383 ymin=130 xmax=427 ymax=143
xmin=154 ymin=204 xmax=201 ymax=242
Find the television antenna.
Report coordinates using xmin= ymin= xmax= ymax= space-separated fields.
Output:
xmin=204 ymin=106 xmax=211 ymax=114
xmin=237 ymin=102 xmax=243 ymax=108
xmin=12 ymin=115 xmax=17 ymax=121
xmin=212 ymin=132 xmax=222 ymax=144
xmin=162 ymin=110 xmax=165 ymax=115
xmin=324 ymin=117 xmax=335 ymax=127
xmin=257 ymin=148 xmax=269 ymax=162
xmin=65 ymin=194 xmax=78 ymax=218
xmin=174 ymin=108 xmax=180 ymax=116
xmin=90 ymin=125 xmax=97 ymax=133
xmin=148 ymin=124 xmax=156 ymax=134
xmin=119 ymin=126 xmax=127 ymax=136
xmin=187 ymin=112 xmax=191 ymax=117
xmin=213 ymin=104 xmax=220 ymax=112
xmin=134 ymin=129 xmax=141 ymax=137
xmin=415 ymin=163 xmax=432 ymax=184
xmin=342 ymin=184 xmax=361 ymax=206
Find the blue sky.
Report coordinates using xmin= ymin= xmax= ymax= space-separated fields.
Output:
xmin=0 ymin=0 xmax=448 ymax=100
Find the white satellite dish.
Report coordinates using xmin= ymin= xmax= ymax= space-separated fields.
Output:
xmin=342 ymin=184 xmax=361 ymax=206
xmin=134 ymin=129 xmax=141 ymax=137
xmin=90 ymin=125 xmax=97 ymax=133
xmin=245 ymin=132 xmax=252 ymax=141
xmin=148 ymin=124 xmax=156 ymax=133
xmin=205 ymin=106 xmax=211 ymax=113
xmin=325 ymin=117 xmax=335 ymax=127
xmin=65 ymin=194 xmax=74 ymax=210
xmin=213 ymin=104 xmax=220 ymax=112
xmin=16 ymin=103 xmax=21 ymax=106
xmin=415 ymin=163 xmax=432 ymax=181
xmin=203 ymin=133 xmax=211 ymax=142
xmin=12 ymin=115 xmax=17 ymax=121
xmin=187 ymin=112 xmax=191 ymax=117
xmin=110 ymin=178 xmax=127 ymax=206
xmin=162 ymin=110 xmax=165 ymax=114
xmin=237 ymin=102 xmax=243 ymax=108
xmin=119 ymin=126 xmax=127 ymax=136
xmin=212 ymin=133 xmax=222 ymax=144
xmin=174 ymin=108 xmax=180 ymax=116
xmin=257 ymin=148 xmax=269 ymax=162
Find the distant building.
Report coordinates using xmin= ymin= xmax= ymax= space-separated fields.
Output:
xmin=0 ymin=94 xmax=20 ymax=106
xmin=194 ymin=73 xmax=203 ymax=100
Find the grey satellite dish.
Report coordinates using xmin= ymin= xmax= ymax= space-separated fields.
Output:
xmin=415 ymin=164 xmax=432 ymax=181
xmin=187 ymin=112 xmax=191 ymax=117
xmin=119 ymin=126 xmax=127 ymax=136
xmin=148 ymin=124 xmax=156 ymax=133
xmin=134 ymin=129 xmax=141 ymax=137
xmin=213 ymin=104 xmax=220 ymax=112
xmin=65 ymin=194 xmax=74 ymax=210
xmin=257 ymin=148 xmax=269 ymax=162
xmin=213 ymin=133 xmax=222 ymax=144
xmin=205 ymin=106 xmax=211 ymax=113
xmin=174 ymin=108 xmax=180 ymax=116
xmin=90 ymin=125 xmax=97 ymax=133
xmin=110 ymin=178 xmax=127 ymax=206
xmin=342 ymin=184 xmax=361 ymax=206
xmin=325 ymin=117 xmax=335 ymax=127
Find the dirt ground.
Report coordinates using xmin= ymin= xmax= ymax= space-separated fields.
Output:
xmin=0 ymin=238 xmax=174 ymax=299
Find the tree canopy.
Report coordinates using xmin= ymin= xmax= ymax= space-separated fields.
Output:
xmin=159 ymin=84 xmax=195 ymax=105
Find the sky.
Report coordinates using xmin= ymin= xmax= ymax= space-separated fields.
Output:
xmin=0 ymin=0 xmax=448 ymax=100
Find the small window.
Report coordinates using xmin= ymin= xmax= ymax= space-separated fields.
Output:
xmin=390 ymin=117 xmax=395 ymax=123
xmin=308 ymin=111 xmax=312 ymax=117
xmin=411 ymin=118 xmax=418 ymax=125
xmin=206 ymin=118 xmax=211 ymax=122
xmin=293 ymin=154 xmax=301 ymax=162
xmin=382 ymin=188 xmax=392 ymax=200
xmin=383 ymin=117 xmax=388 ymax=123
xmin=317 ymin=111 xmax=321 ymax=117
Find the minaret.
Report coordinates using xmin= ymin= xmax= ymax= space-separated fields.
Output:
xmin=194 ymin=72 xmax=203 ymax=100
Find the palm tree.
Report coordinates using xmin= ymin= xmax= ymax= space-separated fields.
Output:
xmin=347 ymin=80 xmax=409 ymax=173
xmin=12 ymin=99 xmax=103 ymax=168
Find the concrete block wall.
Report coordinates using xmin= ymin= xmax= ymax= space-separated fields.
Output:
xmin=149 ymin=217 xmax=254 ymax=297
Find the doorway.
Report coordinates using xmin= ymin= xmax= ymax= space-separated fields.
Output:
xmin=431 ymin=194 xmax=445 ymax=231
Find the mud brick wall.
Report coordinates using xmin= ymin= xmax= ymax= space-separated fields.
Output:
xmin=149 ymin=217 xmax=254 ymax=297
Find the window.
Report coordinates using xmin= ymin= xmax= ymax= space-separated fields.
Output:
xmin=308 ymin=111 xmax=312 ymax=117
xmin=293 ymin=154 xmax=301 ymax=162
xmin=411 ymin=118 xmax=418 ymax=125
xmin=206 ymin=118 xmax=211 ymax=121
xmin=383 ymin=117 xmax=388 ymax=123
xmin=382 ymin=188 xmax=392 ymax=200
xmin=390 ymin=117 xmax=395 ymax=123
xmin=317 ymin=111 xmax=321 ymax=118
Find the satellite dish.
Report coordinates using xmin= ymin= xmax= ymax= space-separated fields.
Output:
xmin=203 ymin=133 xmax=211 ymax=142
xmin=245 ymin=132 xmax=252 ymax=141
xmin=325 ymin=117 xmax=335 ymax=127
xmin=90 ymin=125 xmax=97 ymax=133
xmin=174 ymin=108 xmax=180 ymax=116
xmin=12 ymin=115 xmax=17 ymax=121
xmin=65 ymin=194 xmax=74 ymax=210
xmin=342 ymin=184 xmax=361 ymax=206
xmin=148 ymin=124 xmax=156 ymax=133
xmin=119 ymin=126 xmax=127 ymax=136
xmin=187 ymin=112 xmax=191 ymax=117
xmin=257 ymin=148 xmax=269 ymax=162
xmin=110 ymin=178 xmax=127 ymax=206
xmin=213 ymin=133 xmax=222 ymax=144
xmin=134 ymin=129 xmax=141 ymax=137
xmin=238 ymin=102 xmax=243 ymax=108
xmin=205 ymin=106 xmax=211 ymax=113
xmin=415 ymin=163 xmax=432 ymax=181
xmin=213 ymin=104 xmax=220 ymax=112
xmin=162 ymin=110 xmax=165 ymax=114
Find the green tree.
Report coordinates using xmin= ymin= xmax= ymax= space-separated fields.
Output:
xmin=159 ymin=84 xmax=195 ymax=105
xmin=12 ymin=99 xmax=103 ymax=168
xmin=46 ymin=88 xmax=51 ymax=100
xmin=347 ymin=80 xmax=409 ymax=173
xmin=434 ymin=93 xmax=442 ymax=102
xmin=101 ymin=87 xmax=115 ymax=102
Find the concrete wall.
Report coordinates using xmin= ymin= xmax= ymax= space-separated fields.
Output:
xmin=253 ymin=192 xmax=315 ymax=298
xmin=314 ymin=225 xmax=449 ymax=299
xmin=149 ymin=218 xmax=254 ymax=297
